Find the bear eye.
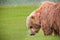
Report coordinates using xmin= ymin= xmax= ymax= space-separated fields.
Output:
xmin=31 ymin=16 xmax=35 ymax=19
xmin=30 ymin=26 xmax=33 ymax=28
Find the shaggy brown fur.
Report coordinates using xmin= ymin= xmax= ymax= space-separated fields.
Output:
xmin=26 ymin=1 xmax=60 ymax=36
xmin=40 ymin=2 xmax=60 ymax=35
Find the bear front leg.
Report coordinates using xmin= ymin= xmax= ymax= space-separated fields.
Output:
xmin=53 ymin=23 xmax=60 ymax=36
xmin=41 ymin=21 xmax=53 ymax=36
xmin=54 ymin=29 xmax=59 ymax=35
xmin=43 ymin=26 xmax=53 ymax=36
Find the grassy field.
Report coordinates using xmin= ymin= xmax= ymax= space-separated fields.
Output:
xmin=0 ymin=5 xmax=60 ymax=40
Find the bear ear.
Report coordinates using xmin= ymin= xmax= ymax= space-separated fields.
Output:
xmin=31 ymin=16 xmax=35 ymax=19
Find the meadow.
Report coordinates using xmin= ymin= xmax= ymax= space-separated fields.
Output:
xmin=0 ymin=5 xmax=60 ymax=40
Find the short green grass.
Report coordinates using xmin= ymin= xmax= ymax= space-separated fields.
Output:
xmin=0 ymin=5 xmax=60 ymax=40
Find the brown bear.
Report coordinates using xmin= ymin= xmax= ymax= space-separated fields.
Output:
xmin=40 ymin=2 xmax=60 ymax=35
xmin=26 ymin=1 xmax=60 ymax=36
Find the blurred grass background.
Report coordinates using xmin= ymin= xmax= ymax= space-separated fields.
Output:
xmin=0 ymin=0 xmax=60 ymax=40
xmin=0 ymin=5 xmax=60 ymax=40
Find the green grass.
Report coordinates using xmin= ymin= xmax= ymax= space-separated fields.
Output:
xmin=0 ymin=5 xmax=60 ymax=40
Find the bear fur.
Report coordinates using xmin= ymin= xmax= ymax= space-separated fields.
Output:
xmin=40 ymin=2 xmax=60 ymax=35
xmin=26 ymin=1 xmax=60 ymax=36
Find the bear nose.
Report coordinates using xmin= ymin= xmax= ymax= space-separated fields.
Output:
xmin=30 ymin=33 xmax=35 ymax=36
xmin=30 ymin=34 xmax=35 ymax=36
xmin=30 ymin=30 xmax=35 ymax=36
